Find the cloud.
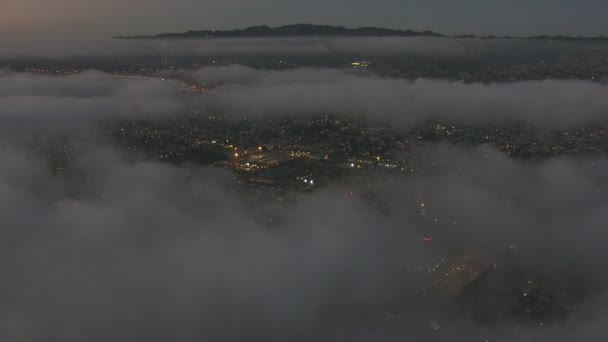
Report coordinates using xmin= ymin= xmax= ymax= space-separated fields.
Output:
xmin=3 ymin=36 xmax=602 ymax=60
xmin=0 ymin=71 xmax=204 ymax=136
xmin=2 ymin=140 xmax=608 ymax=341
xmin=186 ymin=65 xmax=608 ymax=128
xmin=2 ymin=68 xmax=608 ymax=341
xmin=11 ymin=67 xmax=608 ymax=137
xmin=0 ymin=145 xmax=438 ymax=341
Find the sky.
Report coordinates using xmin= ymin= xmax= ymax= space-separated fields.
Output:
xmin=1 ymin=0 xmax=607 ymax=40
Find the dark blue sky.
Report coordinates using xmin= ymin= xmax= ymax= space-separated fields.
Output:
xmin=1 ymin=0 xmax=607 ymax=39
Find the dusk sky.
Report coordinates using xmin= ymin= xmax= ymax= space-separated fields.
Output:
xmin=1 ymin=0 xmax=607 ymax=40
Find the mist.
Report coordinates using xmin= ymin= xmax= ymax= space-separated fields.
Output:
xmin=3 ymin=36 xmax=603 ymax=60
xmin=2 ymin=138 xmax=608 ymax=341
xmin=184 ymin=65 xmax=608 ymax=128
xmin=0 ymin=71 xmax=205 ymax=136
xmin=3 ymin=68 xmax=608 ymax=133
xmin=2 ymin=43 xmax=608 ymax=341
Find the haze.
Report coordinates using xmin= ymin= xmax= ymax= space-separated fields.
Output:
xmin=1 ymin=0 xmax=608 ymax=40
xmin=3 ymin=2 xmax=608 ymax=340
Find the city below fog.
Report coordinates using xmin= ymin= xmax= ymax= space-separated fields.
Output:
xmin=2 ymin=22 xmax=608 ymax=342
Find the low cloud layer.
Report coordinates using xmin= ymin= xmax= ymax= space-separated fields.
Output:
xmin=2 ymin=68 xmax=608 ymax=341
xmin=2 ymin=142 xmax=608 ymax=341
xmin=0 ymin=145 xmax=434 ymax=341
xmin=2 ymin=36 xmax=601 ymax=60
xmin=189 ymin=65 xmax=608 ymax=127
xmin=3 ymin=68 xmax=608 ymax=134
xmin=0 ymin=66 xmax=608 ymax=134
xmin=0 ymin=71 xmax=202 ymax=135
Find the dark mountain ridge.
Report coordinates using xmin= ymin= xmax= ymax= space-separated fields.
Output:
xmin=114 ymin=24 xmax=608 ymax=42
xmin=114 ymin=24 xmax=444 ymax=39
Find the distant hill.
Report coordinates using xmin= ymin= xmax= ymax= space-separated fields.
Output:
xmin=114 ymin=24 xmax=608 ymax=42
xmin=114 ymin=24 xmax=445 ymax=39
xmin=455 ymin=34 xmax=608 ymax=42
xmin=523 ymin=35 xmax=608 ymax=42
